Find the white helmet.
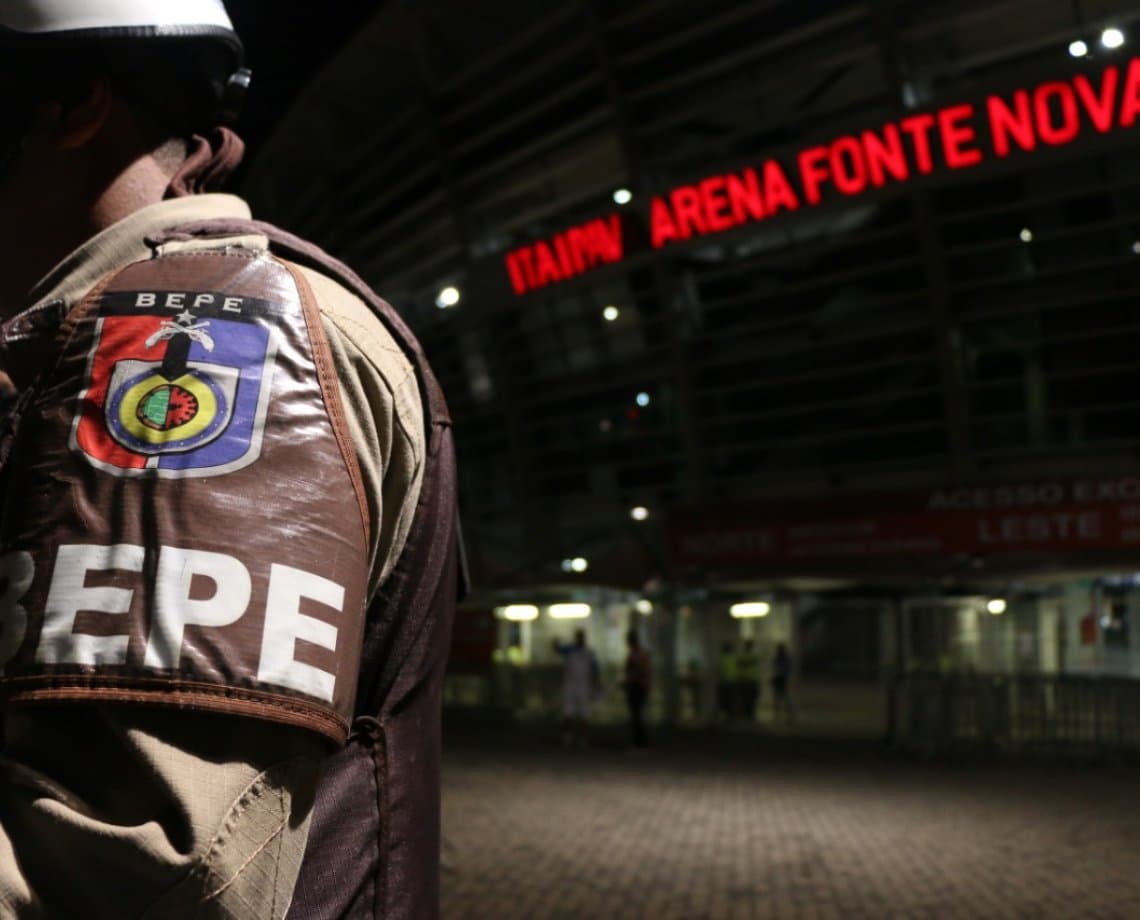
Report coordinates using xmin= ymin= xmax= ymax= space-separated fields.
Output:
xmin=2 ymin=0 xmax=236 ymax=33
xmin=0 ymin=0 xmax=247 ymax=120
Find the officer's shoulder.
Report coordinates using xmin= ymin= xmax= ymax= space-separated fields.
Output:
xmin=289 ymin=262 xmax=412 ymax=372
xmin=146 ymin=228 xmax=412 ymax=376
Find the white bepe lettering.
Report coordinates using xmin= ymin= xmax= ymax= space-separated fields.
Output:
xmin=144 ymin=547 xmax=251 ymax=669
xmin=20 ymin=544 xmax=345 ymax=705
xmin=0 ymin=551 xmax=35 ymax=670
xmin=132 ymin=291 xmax=241 ymax=312
xmin=38 ymin=544 xmax=144 ymax=665
xmin=258 ymin=563 xmax=344 ymax=703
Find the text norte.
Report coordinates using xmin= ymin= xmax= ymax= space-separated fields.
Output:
xmin=504 ymin=57 xmax=1140 ymax=296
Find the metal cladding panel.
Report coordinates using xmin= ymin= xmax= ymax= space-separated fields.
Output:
xmin=243 ymin=0 xmax=1140 ymax=579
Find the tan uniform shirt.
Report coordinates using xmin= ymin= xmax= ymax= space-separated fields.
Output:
xmin=0 ymin=194 xmax=425 ymax=918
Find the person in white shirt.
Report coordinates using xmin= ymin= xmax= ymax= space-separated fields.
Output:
xmin=553 ymin=628 xmax=599 ymax=747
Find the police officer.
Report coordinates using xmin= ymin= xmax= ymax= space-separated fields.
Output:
xmin=0 ymin=3 xmax=459 ymax=918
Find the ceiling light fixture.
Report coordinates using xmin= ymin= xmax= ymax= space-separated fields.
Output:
xmin=1101 ymin=27 xmax=1125 ymax=50
xmin=550 ymin=603 xmax=591 ymax=619
xmin=435 ymin=285 xmax=460 ymax=309
xmin=496 ymin=604 xmax=539 ymax=621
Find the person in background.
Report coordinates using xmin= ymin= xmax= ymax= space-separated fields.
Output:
xmin=772 ymin=642 xmax=795 ymax=723
xmin=736 ymin=638 xmax=761 ymax=722
xmin=623 ymin=628 xmax=652 ymax=748
xmin=682 ymin=657 xmax=703 ymax=721
xmin=718 ymin=639 xmax=738 ymax=721
xmin=553 ymin=628 xmax=600 ymax=747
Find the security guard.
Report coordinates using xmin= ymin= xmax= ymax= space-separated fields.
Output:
xmin=736 ymin=637 xmax=761 ymax=721
xmin=717 ymin=639 xmax=738 ymax=720
xmin=0 ymin=3 xmax=459 ymax=918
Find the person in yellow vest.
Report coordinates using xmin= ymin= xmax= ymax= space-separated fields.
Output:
xmin=717 ymin=640 xmax=738 ymax=721
xmin=736 ymin=638 xmax=761 ymax=721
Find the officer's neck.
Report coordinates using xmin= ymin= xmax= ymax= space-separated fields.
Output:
xmin=89 ymin=153 xmax=175 ymax=239
xmin=0 ymin=148 xmax=173 ymax=317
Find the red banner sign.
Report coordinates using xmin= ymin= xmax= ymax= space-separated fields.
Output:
xmin=505 ymin=56 xmax=1140 ymax=296
xmin=669 ymin=477 xmax=1140 ymax=568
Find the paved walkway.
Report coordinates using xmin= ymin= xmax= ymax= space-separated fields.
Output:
xmin=441 ymin=730 xmax=1140 ymax=919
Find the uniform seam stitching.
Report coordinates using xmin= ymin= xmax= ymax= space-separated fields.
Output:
xmin=279 ymin=260 xmax=372 ymax=553
xmin=1 ymin=681 xmax=346 ymax=739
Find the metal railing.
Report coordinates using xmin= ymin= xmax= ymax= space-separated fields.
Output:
xmin=889 ymin=672 xmax=1140 ymax=756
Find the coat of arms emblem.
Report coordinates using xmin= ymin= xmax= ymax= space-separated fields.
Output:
xmin=72 ymin=295 xmax=277 ymax=477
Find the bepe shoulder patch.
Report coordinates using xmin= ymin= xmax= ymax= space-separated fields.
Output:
xmin=0 ymin=249 xmax=370 ymax=743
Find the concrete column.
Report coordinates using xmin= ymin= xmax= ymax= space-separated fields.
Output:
xmin=1129 ymin=590 xmax=1140 ymax=679
xmin=900 ymin=598 xmax=913 ymax=673
xmin=657 ymin=591 xmax=680 ymax=725
xmin=1092 ymin=582 xmax=1105 ymax=674
xmin=880 ymin=600 xmax=898 ymax=740
xmin=1037 ymin=601 xmax=1060 ymax=675
xmin=979 ymin=603 xmax=1015 ymax=674
xmin=1059 ymin=582 xmax=1091 ymax=675
xmin=879 ymin=600 xmax=898 ymax=678
xmin=787 ymin=598 xmax=802 ymax=684
xmin=700 ymin=601 xmax=720 ymax=725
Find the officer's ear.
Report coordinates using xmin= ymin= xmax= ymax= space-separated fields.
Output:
xmin=28 ymin=76 xmax=113 ymax=152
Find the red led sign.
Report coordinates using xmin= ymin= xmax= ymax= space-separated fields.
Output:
xmin=504 ymin=215 xmax=623 ymax=295
xmin=505 ymin=57 xmax=1140 ymax=296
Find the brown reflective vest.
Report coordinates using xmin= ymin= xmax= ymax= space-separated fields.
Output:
xmin=209 ymin=221 xmax=463 ymax=920
xmin=1 ymin=217 xmax=462 ymax=920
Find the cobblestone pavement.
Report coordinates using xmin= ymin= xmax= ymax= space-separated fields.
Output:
xmin=441 ymin=731 xmax=1140 ymax=919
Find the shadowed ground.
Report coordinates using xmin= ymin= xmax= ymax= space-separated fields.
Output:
xmin=440 ymin=724 xmax=1140 ymax=919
